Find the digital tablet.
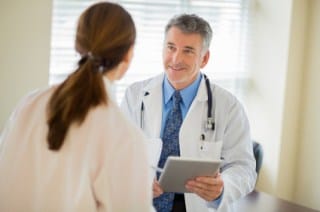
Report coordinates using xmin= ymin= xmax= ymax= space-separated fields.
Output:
xmin=158 ymin=156 xmax=221 ymax=193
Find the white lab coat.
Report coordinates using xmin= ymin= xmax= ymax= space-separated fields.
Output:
xmin=121 ymin=73 xmax=257 ymax=212
xmin=0 ymin=77 xmax=153 ymax=212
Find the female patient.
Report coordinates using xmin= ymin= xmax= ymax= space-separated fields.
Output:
xmin=0 ymin=2 xmax=152 ymax=211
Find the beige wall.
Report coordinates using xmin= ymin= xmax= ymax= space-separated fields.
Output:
xmin=278 ymin=0 xmax=307 ymax=200
xmin=247 ymin=0 xmax=320 ymax=210
xmin=246 ymin=0 xmax=293 ymax=193
xmin=0 ymin=0 xmax=319 ymax=210
xmin=0 ymin=0 xmax=52 ymax=130
xmin=294 ymin=0 xmax=320 ymax=209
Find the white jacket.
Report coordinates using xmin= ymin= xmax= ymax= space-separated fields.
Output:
xmin=121 ymin=74 xmax=257 ymax=212
xmin=0 ymin=77 xmax=153 ymax=212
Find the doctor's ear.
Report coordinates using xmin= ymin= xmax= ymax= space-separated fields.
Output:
xmin=200 ymin=50 xmax=210 ymax=68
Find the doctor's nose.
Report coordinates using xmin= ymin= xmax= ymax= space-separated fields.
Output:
xmin=172 ymin=51 xmax=183 ymax=63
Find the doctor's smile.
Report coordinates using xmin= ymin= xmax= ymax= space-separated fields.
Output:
xmin=167 ymin=65 xmax=187 ymax=72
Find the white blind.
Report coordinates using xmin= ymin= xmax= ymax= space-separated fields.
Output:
xmin=50 ymin=0 xmax=251 ymax=103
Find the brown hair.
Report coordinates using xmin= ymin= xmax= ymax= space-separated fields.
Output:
xmin=47 ymin=2 xmax=136 ymax=151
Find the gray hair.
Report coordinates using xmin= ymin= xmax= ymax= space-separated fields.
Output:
xmin=165 ymin=14 xmax=213 ymax=52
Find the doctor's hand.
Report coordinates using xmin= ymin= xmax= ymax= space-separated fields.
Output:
xmin=153 ymin=179 xmax=164 ymax=198
xmin=185 ymin=173 xmax=224 ymax=201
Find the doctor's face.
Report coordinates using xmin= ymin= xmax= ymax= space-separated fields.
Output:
xmin=163 ymin=27 xmax=209 ymax=90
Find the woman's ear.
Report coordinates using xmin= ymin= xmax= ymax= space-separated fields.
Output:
xmin=123 ymin=45 xmax=134 ymax=65
xmin=106 ymin=45 xmax=134 ymax=81
xmin=120 ymin=45 xmax=134 ymax=74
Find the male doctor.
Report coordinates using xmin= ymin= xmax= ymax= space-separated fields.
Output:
xmin=121 ymin=14 xmax=256 ymax=212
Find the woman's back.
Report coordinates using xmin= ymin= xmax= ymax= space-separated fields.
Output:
xmin=0 ymin=81 xmax=152 ymax=211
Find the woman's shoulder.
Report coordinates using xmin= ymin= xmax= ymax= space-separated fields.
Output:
xmin=89 ymin=101 xmax=143 ymax=138
xmin=8 ymin=86 xmax=56 ymax=121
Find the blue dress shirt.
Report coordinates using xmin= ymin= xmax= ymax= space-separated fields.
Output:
xmin=160 ymin=73 xmax=202 ymax=137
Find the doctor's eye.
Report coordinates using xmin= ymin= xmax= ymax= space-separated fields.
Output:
xmin=183 ymin=48 xmax=195 ymax=55
xmin=166 ymin=44 xmax=176 ymax=51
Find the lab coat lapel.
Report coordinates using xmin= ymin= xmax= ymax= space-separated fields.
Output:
xmin=142 ymin=75 xmax=164 ymax=138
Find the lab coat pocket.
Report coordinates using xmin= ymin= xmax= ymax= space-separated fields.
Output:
xmin=198 ymin=140 xmax=223 ymax=160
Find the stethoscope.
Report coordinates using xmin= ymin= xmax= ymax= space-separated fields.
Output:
xmin=140 ymin=74 xmax=215 ymax=136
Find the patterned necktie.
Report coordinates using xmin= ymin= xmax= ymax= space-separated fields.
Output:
xmin=154 ymin=91 xmax=182 ymax=212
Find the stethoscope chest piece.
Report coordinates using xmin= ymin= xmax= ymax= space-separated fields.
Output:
xmin=206 ymin=117 xmax=215 ymax=131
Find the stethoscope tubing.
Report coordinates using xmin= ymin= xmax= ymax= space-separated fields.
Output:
xmin=140 ymin=74 xmax=215 ymax=131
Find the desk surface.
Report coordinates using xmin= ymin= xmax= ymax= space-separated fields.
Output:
xmin=235 ymin=190 xmax=319 ymax=212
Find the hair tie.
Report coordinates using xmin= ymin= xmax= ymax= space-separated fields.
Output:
xmin=87 ymin=52 xmax=94 ymax=60
xmin=97 ymin=58 xmax=111 ymax=73
xmin=98 ymin=65 xmax=105 ymax=73
xmin=79 ymin=52 xmax=109 ymax=73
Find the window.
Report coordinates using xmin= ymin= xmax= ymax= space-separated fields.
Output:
xmin=50 ymin=0 xmax=251 ymax=103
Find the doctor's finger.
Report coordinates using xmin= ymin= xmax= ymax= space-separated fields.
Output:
xmin=191 ymin=186 xmax=220 ymax=201
xmin=153 ymin=181 xmax=163 ymax=197
xmin=198 ymin=178 xmax=223 ymax=191
xmin=186 ymin=180 xmax=214 ymax=192
xmin=196 ymin=174 xmax=222 ymax=185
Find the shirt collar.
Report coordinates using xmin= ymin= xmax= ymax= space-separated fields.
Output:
xmin=163 ymin=73 xmax=202 ymax=108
